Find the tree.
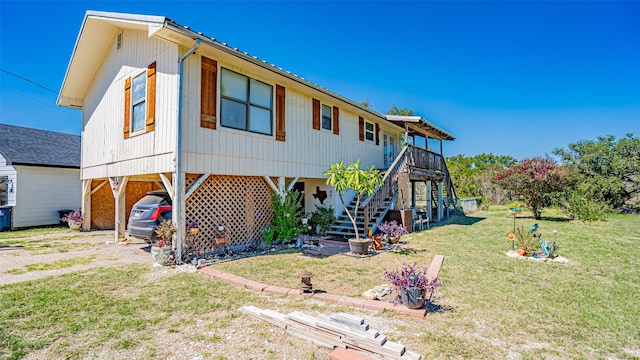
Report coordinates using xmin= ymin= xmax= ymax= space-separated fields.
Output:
xmin=360 ymin=99 xmax=371 ymax=108
xmin=387 ymin=105 xmax=414 ymax=116
xmin=493 ymin=157 xmax=575 ymax=219
xmin=324 ymin=159 xmax=383 ymax=240
xmin=553 ymin=134 xmax=640 ymax=209
xmin=445 ymin=153 xmax=517 ymax=201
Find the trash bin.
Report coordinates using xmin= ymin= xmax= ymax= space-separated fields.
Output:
xmin=0 ymin=206 xmax=12 ymax=231
xmin=58 ymin=209 xmax=74 ymax=225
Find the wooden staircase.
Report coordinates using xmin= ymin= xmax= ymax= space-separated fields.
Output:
xmin=326 ymin=193 xmax=396 ymax=239
xmin=326 ymin=145 xmax=459 ymax=239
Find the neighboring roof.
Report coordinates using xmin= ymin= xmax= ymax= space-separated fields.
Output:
xmin=385 ymin=115 xmax=455 ymax=141
xmin=58 ymin=10 xmax=454 ymax=140
xmin=0 ymin=123 xmax=81 ymax=168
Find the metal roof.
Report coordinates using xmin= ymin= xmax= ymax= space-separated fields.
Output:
xmin=0 ymin=123 xmax=81 ymax=168
xmin=58 ymin=10 xmax=454 ymax=140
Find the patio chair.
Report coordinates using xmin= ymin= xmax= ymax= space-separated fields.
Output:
xmin=412 ymin=209 xmax=429 ymax=231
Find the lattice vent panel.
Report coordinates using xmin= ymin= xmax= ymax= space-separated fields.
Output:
xmin=184 ymin=174 xmax=274 ymax=255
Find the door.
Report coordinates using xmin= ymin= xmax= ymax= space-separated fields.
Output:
xmin=292 ymin=182 xmax=305 ymax=210
xmin=383 ymin=133 xmax=396 ymax=168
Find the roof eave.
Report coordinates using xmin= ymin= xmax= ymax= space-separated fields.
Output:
xmin=57 ymin=11 xmax=168 ymax=108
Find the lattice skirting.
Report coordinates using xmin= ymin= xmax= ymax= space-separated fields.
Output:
xmin=184 ymin=174 xmax=274 ymax=255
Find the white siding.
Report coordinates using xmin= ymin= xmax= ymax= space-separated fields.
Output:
xmin=12 ymin=166 xmax=82 ymax=228
xmin=181 ymin=50 xmax=403 ymax=179
xmin=0 ymin=154 xmax=17 ymax=206
xmin=81 ymin=29 xmax=179 ymax=180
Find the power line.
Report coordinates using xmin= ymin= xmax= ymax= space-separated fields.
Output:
xmin=3 ymin=87 xmax=80 ymax=118
xmin=0 ymin=68 xmax=59 ymax=94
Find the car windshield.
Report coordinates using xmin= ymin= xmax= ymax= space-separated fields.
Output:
xmin=136 ymin=194 xmax=169 ymax=205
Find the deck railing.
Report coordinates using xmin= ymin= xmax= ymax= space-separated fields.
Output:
xmin=360 ymin=145 xmax=410 ymax=232
xmin=359 ymin=145 xmax=460 ymax=232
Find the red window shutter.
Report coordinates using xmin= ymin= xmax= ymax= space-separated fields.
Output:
xmin=200 ymin=56 xmax=218 ymax=129
xmin=145 ymin=62 xmax=156 ymax=132
xmin=358 ymin=116 xmax=364 ymax=142
xmin=375 ymin=123 xmax=380 ymax=145
xmin=312 ymin=98 xmax=320 ymax=130
xmin=275 ymin=85 xmax=286 ymax=141
xmin=123 ymin=77 xmax=131 ymax=139
xmin=332 ymin=106 xmax=339 ymax=135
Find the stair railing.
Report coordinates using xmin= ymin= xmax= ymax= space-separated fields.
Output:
xmin=360 ymin=145 xmax=410 ymax=233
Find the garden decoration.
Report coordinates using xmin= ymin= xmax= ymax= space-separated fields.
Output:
xmin=508 ymin=201 xmax=522 ymax=232
xmin=507 ymin=223 xmax=560 ymax=259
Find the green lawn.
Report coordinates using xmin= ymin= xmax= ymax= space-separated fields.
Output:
xmin=1 ymin=208 xmax=638 ymax=359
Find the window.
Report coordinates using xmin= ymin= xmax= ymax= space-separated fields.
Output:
xmin=0 ymin=177 xmax=7 ymax=206
xmin=131 ymin=72 xmax=146 ymax=132
xmin=321 ymin=104 xmax=332 ymax=131
xmin=220 ymin=68 xmax=273 ymax=135
xmin=117 ymin=32 xmax=122 ymax=50
xmin=364 ymin=121 xmax=375 ymax=142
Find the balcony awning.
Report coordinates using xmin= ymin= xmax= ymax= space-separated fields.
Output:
xmin=385 ymin=115 xmax=455 ymax=141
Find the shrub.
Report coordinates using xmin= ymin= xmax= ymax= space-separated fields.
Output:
xmin=563 ymin=192 xmax=610 ymax=222
xmin=265 ymin=190 xmax=304 ymax=245
xmin=309 ymin=205 xmax=336 ymax=236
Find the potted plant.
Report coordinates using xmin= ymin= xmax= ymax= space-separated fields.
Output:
xmin=186 ymin=221 xmax=199 ymax=236
xmin=152 ymin=219 xmax=176 ymax=265
xmin=378 ymin=220 xmax=407 ymax=244
xmin=61 ymin=210 xmax=84 ymax=230
xmin=384 ymin=261 xmax=442 ymax=309
xmin=324 ymin=160 xmax=383 ymax=255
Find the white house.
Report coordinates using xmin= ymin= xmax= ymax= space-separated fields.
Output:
xmin=0 ymin=124 xmax=82 ymax=229
xmin=57 ymin=11 xmax=455 ymax=260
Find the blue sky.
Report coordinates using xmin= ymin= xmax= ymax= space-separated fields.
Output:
xmin=1 ymin=1 xmax=639 ymax=160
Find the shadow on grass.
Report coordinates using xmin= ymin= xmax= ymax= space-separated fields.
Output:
xmin=514 ymin=215 xmax=571 ymax=222
xmin=420 ymin=213 xmax=486 ymax=231
xmin=427 ymin=301 xmax=454 ymax=314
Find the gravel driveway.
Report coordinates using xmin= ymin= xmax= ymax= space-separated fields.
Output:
xmin=0 ymin=229 xmax=152 ymax=285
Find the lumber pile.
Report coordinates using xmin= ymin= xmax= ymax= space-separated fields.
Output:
xmin=240 ymin=306 xmax=422 ymax=360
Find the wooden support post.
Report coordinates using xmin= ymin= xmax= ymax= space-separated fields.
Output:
xmin=277 ymin=177 xmax=285 ymax=199
xmin=397 ymin=173 xmax=410 ymax=210
xmin=426 ymin=180 xmax=432 ymax=223
xmin=81 ymin=179 xmax=91 ymax=231
xmin=437 ymin=181 xmax=444 ymax=222
xmin=411 ymin=181 xmax=416 ymax=209
xmin=109 ymin=176 xmax=129 ymax=243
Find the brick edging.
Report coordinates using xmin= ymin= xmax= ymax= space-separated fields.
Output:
xmin=198 ymin=266 xmax=427 ymax=317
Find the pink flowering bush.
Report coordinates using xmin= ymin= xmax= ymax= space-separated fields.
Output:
xmin=493 ymin=158 xmax=575 ymax=219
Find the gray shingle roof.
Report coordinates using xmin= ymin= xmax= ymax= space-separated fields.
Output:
xmin=0 ymin=123 xmax=80 ymax=168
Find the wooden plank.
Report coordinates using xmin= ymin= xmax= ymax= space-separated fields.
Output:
xmin=330 ymin=313 xmax=365 ymax=326
xmin=316 ymin=315 xmax=382 ymax=342
xmin=426 ymin=255 xmax=445 ymax=281
xmin=400 ymin=350 xmax=423 ymax=360
xmin=379 ymin=340 xmax=406 ymax=356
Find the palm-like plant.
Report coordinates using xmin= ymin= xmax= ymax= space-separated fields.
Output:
xmin=324 ymin=159 xmax=383 ymax=240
